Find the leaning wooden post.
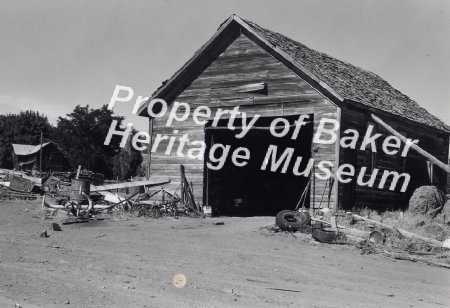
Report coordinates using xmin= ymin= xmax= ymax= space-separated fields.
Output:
xmin=180 ymin=164 xmax=202 ymax=216
xmin=371 ymin=114 xmax=450 ymax=174
xmin=76 ymin=165 xmax=81 ymax=179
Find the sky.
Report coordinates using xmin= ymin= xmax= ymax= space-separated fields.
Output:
xmin=1 ymin=0 xmax=449 ymax=133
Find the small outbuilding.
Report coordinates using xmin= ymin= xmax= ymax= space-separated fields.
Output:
xmin=12 ymin=142 xmax=68 ymax=172
xmin=138 ymin=15 xmax=450 ymax=215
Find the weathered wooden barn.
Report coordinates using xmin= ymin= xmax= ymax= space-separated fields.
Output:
xmin=138 ymin=15 xmax=450 ymax=215
xmin=12 ymin=142 xmax=68 ymax=172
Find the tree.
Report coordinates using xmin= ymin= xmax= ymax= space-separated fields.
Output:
xmin=52 ymin=105 xmax=142 ymax=179
xmin=112 ymin=128 xmax=144 ymax=180
xmin=0 ymin=106 xmax=143 ymax=179
xmin=0 ymin=111 xmax=52 ymax=168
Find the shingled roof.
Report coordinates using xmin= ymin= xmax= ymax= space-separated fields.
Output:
xmin=141 ymin=15 xmax=450 ymax=133
xmin=243 ymin=19 xmax=450 ymax=133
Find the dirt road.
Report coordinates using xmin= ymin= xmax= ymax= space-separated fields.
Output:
xmin=0 ymin=201 xmax=449 ymax=307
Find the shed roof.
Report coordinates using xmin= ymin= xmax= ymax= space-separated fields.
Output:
xmin=139 ymin=15 xmax=450 ymax=133
xmin=12 ymin=142 xmax=51 ymax=156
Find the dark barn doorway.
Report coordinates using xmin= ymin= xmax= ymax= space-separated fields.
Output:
xmin=204 ymin=114 xmax=314 ymax=216
xmin=404 ymin=157 xmax=431 ymax=209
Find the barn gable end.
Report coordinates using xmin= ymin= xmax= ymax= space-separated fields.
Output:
xmin=148 ymin=33 xmax=339 ymax=214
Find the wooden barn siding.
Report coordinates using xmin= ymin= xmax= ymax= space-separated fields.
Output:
xmin=338 ymin=105 xmax=449 ymax=210
xmin=149 ymin=34 xmax=338 ymax=209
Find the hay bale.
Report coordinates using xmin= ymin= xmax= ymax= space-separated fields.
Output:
xmin=408 ymin=186 xmax=446 ymax=215
xmin=423 ymin=224 xmax=446 ymax=241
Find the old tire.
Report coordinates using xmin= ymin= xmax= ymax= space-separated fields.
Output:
xmin=275 ymin=210 xmax=309 ymax=231
xmin=312 ymin=227 xmax=337 ymax=243
xmin=311 ymin=222 xmax=326 ymax=231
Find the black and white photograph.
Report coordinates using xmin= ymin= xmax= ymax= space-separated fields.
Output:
xmin=1 ymin=1 xmax=449 ymax=307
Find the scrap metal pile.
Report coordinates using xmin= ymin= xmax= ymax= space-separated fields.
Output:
xmin=44 ymin=165 xmax=204 ymax=221
xmin=0 ymin=183 xmax=40 ymax=200
xmin=0 ymin=170 xmax=41 ymax=200
xmin=0 ymin=168 xmax=99 ymax=200
xmin=2 ymin=165 xmax=203 ymax=220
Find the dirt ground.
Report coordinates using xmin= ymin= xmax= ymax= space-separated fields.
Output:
xmin=0 ymin=200 xmax=449 ymax=308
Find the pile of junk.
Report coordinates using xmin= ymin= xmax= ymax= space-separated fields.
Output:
xmin=1 ymin=165 xmax=203 ymax=221
xmin=273 ymin=205 xmax=450 ymax=268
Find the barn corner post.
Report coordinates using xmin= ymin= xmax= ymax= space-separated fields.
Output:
xmin=146 ymin=117 xmax=154 ymax=180
xmin=334 ymin=107 xmax=341 ymax=211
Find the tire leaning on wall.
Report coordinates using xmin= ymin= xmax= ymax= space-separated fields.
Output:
xmin=275 ymin=210 xmax=310 ymax=232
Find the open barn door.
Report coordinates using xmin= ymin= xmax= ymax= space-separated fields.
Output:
xmin=204 ymin=114 xmax=314 ymax=216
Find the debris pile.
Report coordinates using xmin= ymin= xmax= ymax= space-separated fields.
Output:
xmin=270 ymin=186 xmax=450 ymax=268
xmin=128 ymin=187 xmax=182 ymax=218
xmin=37 ymin=164 xmax=206 ymax=223
xmin=0 ymin=177 xmax=40 ymax=200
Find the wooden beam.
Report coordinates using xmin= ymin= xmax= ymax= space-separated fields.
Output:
xmin=204 ymin=123 xmax=311 ymax=130
xmin=352 ymin=214 xmax=445 ymax=247
xmin=235 ymin=82 xmax=267 ymax=94
xmin=90 ymin=179 xmax=170 ymax=192
xmin=371 ymin=114 xmax=450 ymax=174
